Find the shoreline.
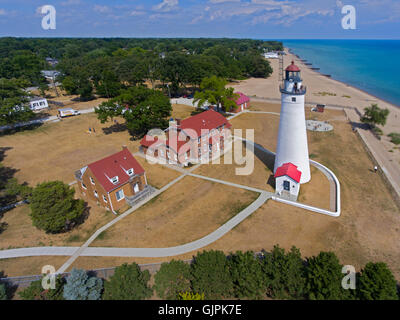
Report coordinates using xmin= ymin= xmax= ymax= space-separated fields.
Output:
xmin=286 ymin=46 xmax=400 ymax=109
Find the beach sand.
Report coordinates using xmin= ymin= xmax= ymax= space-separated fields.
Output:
xmin=230 ymin=50 xmax=400 ymax=184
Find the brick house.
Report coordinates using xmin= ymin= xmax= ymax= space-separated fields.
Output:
xmin=75 ymin=147 xmax=149 ymax=213
xmin=140 ymin=109 xmax=232 ymax=166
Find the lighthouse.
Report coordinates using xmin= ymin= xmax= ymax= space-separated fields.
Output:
xmin=274 ymin=61 xmax=311 ymax=184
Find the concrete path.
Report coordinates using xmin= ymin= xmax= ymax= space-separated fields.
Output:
xmin=0 ymin=192 xmax=270 ymax=260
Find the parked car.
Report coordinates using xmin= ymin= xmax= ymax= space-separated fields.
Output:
xmin=58 ymin=108 xmax=80 ymax=118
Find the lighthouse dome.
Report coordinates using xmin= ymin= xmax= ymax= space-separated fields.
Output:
xmin=286 ymin=61 xmax=301 ymax=72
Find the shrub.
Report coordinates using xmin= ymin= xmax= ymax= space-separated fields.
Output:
xmin=388 ymin=133 xmax=400 ymax=145
xmin=19 ymin=276 xmax=65 ymax=300
xmin=191 ymin=250 xmax=233 ymax=299
xmin=0 ymin=283 xmax=7 ymax=300
xmin=262 ymin=246 xmax=306 ymax=300
xmin=228 ymin=251 xmax=264 ymax=299
xmin=29 ymin=181 xmax=86 ymax=233
xmin=357 ymin=262 xmax=398 ymax=300
xmin=305 ymin=251 xmax=351 ymax=300
xmin=154 ymin=260 xmax=192 ymax=300
xmin=63 ymin=269 xmax=103 ymax=300
xmin=103 ymin=263 xmax=152 ymax=300
xmin=178 ymin=292 xmax=205 ymax=300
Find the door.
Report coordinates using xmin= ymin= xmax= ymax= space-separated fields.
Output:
xmin=283 ymin=180 xmax=290 ymax=191
xmin=134 ymin=183 xmax=140 ymax=193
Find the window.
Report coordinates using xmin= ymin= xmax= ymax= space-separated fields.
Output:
xmin=94 ymin=190 xmax=99 ymax=198
xmin=90 ymin=177 xmax=95 ymax=185
xmin=283 ymin=181 xmax=290 ymax=191
xmin=103 ymin=195 xmax=108 ymax=203
xmin=116 ymin=189 xmax=125 ymax=201
xmin=127 ymin=168 xmax=134 ymax=176
xmin=81 ymin=182 xmax=87 ymax=190
xmin=292 ymin=97 xmax=296 ymax=102
xmin=111 ymin=176 xmax=119 ymax=184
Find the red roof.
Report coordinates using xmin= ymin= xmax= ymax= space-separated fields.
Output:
xmin=87 ymin=148 xmax=145 ymax=193
xmin=234 ymin=92 xmax=250 ymax=106
xmin=179 ymin=110 xmax=231 ymax=139
xmin=286 ymin=61 xmax=301 ymax=72
xmin=274 ymin=163 xmax=302 ymax=183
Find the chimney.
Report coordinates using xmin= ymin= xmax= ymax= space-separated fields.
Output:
xmin=122 ymin=145 xmax=128 ymax=150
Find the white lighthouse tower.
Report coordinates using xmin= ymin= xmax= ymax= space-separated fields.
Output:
xmin=274 ymin=61 xmax=311 ymax=184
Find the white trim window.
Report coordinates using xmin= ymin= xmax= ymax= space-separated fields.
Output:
xmin=94 ymin=190 xmax=99 ymax=198
xmin=81 ymin=182 xmax=87 ymax=190
xmin=127 ymin=168 xmax=134 ymax=176
xmin=103 ymin=195 xmax=108 ymax=203
xmin=90 ymin=177 xmax=95 ymax=185
xmin=116 ymin=189 xmax=125 ymax=201
xmin=111 ymin=176 xmax=119 ymax=184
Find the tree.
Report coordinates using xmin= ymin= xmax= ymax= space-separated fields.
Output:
xmin=19 ymin=276 xmax=65 ymax=300
xmin=5 ymin=178 xmax=32 ymax=201
xmin=194 ymin=76 xmax=239 ymax=112
xmin=357 ymin=262 xmax=398 ymax=300
xmin=103 ymin=263 xmax=152 ymax=300
xmin=0 ymin=283 xmax=7 ymax=300
xmin=63 ymin=269 xmax=103 ymax=300
xmin=191 ymin=250 xmax=233 ymax=299
xmin=0 ymin=78 xmax=35 ymax=126
xmin=38 ymin=83 xmax=49 ymax=97
xmin=29 ymin=181 xmax=86 ymax=233
xmin=262 ymin=246 xmax=306 ymax=300
xmin=95 ymin=86 xmax=172 ymax=138
xmin=305 ymin=251 xmax=350 ymax=300
xmin=154 ymin=260 xmax=192 ymax=300
xmin=361 ymin=104 xmax=390 ymax=127
xmin=228 ymin=251 xmax=265 ymax=299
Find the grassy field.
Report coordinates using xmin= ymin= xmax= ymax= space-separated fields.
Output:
xmin=91 ymin=176 xmax=258 ymax=248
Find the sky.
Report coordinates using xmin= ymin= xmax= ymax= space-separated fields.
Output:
xmin=0 ymin=0 xmax=399 ymax=39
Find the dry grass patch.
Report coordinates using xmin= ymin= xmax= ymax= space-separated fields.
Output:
xmin=91 ymin=176 xmax=258 ymax=248
xmin=248 ymin=101 xmax=282 ymax=113
xmin=0 ymin=113 xmax=139 ymax=186
xmin=135 ymin=157 xmax=181 ymax=189
xmin=0 ymin=198 xmax=115 ymax=249
xmin=193 ymin=150 xmax=275 ymax=193
xmin=171 ymin=104 xmax=194 ymax=120
xmin=0 ymin=256 xmax=67 ymax=278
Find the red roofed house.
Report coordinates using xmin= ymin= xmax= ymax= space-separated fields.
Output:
xmin=75 ymin=147 xmax=149 ymax=213
xmin=140 ymin=109 xmax=232 ymax=166
xmin=231 ymin=92 xmax=250 ymax=113
xmin=274 ymin=162 xmax=302 ymax=200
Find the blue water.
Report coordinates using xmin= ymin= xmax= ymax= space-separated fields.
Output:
xmin=279 ymin=40 xmax=400 ymax=107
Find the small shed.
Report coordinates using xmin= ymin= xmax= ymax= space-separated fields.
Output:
xmin=233 ymin=92 xmax=250 ymax=113
xmin=274 ymin=163 xmax=302 ymax=201
xmin=316 ymin=104 xmax=325 ymax=113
